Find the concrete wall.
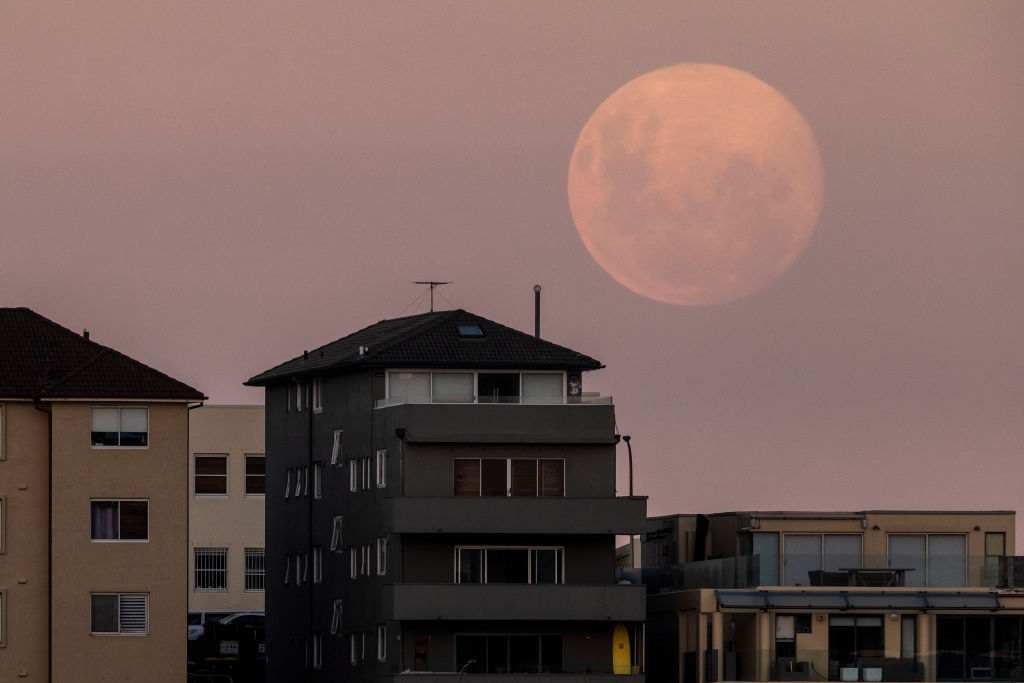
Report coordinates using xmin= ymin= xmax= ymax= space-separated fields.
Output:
xmin=49 ymin=402 xmax=189 ymax=682
xmin=0 ymin=401 xmax=51 ymax=681
xmin=188 ymin=404 xmax=265 ymax=615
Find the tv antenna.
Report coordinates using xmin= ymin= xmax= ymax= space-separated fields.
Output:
xmin=413 ymin=281 xmax=450 ymax=312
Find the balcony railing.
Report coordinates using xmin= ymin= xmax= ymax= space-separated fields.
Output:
xmin=375 ymin=392 xmax=612 ymax=408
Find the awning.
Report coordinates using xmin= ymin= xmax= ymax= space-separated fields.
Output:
xmin=716 ymin=590 xmax=1000 ymax=610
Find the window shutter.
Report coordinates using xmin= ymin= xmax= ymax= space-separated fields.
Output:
xmin=119 ymin=595 xmax=148 ymax=633
xmin=510 ymin=459 xmax=538 ymax=496
xmin=454 ymin=459 xmax=480 ymax=496
xmin=540 ymin=459 xmax=565 ymax=497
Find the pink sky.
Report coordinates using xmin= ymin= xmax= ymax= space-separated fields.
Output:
xmin=3 ymin=3 xmax=1022 ymax=545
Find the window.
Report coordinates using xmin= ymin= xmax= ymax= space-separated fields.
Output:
xmin=349 ymin=460 xmax=358 ymax=492
xmin=376 ymin=449 xmax=387 ymax=488
xmin=245 ymin=548 xmax=265 ymax=591
xmin=350 ymin=633 xmax=357 ymax=665
xmin=350 ymin=547 xmax=358 ymax=579
xmin=456 ymin=634 xmax=563 ymax=674
xmin=312 ymin=378 xmax=323 ymax=413
xmin=361 ymin=457 xmax=371 ymax=490
xmin=90 ymin=593 xmax=148 ymax=634
xmin=376 ymin=536 xmax=388 ymax=575
xmin=360 ymin=544 xmax=371 ymax=576
xmin=331 ymin=430 xmax=344 ymax=466
xmin=303 ymin=466 xmax=310 ymax=496
xmin=314 ymin=462 xmax=323 ymax=499
xmin=986 ymin=532 xmax=1006 ymax=582
xmin=362 ymin=631 xmax=368 ymax=662
xmin=889 ymin=534 xmax=966 ymax=587
xmin=0 ymin=590 xmax=4 ymax=646
xmin=90 ymin=500 xmax=148 ymax=541
xmin=454 ymin=458 xmax=564 ymax=497
xmin=302 ymin=552 xmax=310 ymax=584
xmin=457 ymin=324 xmax=483 ymax=337
xmin=312 ymin=632 xmax=323 ymax=669
xmin=295 ymin=382 xmax=304 ymax=412
xmin=330 ymin=599 xmax=343 ymax=635
xmin=782 ymin=533 xmax=862 ymax=586
xmin=91 ymin=407 xmax=148 ymax=447
xmin=313 ymin=546 xmax=323 ymax=584
xmin=294 ymin=468 xmax=303 ymax=497
xmin=284 ymin=553 xmax=291 ymax=584
xmin=0 ymin=404 xmax=5 ymax=460
xmin=194 ymin=455 xmax=228 ymax=495
xmin=0 ymin=497 xmax=6 ymax=554
xmin=194 ymin=548 xmax=228 ymax=591
xmin=455 ymin=546 xmax=564 ymax=584
xmin=245 ymin=455 xmax=265 ymax=495
xmin=331 ymin=516 xmax=344 ymax=553
xmin=285 ymin=468 xmax=292 ymax=498
xmin=377 ymin=624 xmax=387 ymax=661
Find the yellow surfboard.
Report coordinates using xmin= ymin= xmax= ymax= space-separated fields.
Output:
xmin=612 ymin=623 xmax=631 ymax=674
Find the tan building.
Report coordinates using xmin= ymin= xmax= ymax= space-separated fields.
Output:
xmin=0 ymin=308 xmax=204 ymax=682
xmin=637 ymin=510 xmax=1021 ymax=683
xmin=188 ymin=404 xmax=265 ymax=618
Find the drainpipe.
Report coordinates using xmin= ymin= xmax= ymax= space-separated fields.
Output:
xmin=533 ymin=285 xmax=541 ymax=338
xmin=32 ymin=399 xmax=52 ymax=683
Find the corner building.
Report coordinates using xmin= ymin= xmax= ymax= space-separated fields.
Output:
xmin=0 ymin=307 xmax=205 ymax=682
xmin=247 ymin=309 xmax=647 ymax=681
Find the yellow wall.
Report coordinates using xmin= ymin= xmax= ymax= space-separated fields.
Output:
xmin=0 ymin=402 xmax=52 ymax=681
xmin=188 ymin=405 xmax=265 ymax=614
xmin=49 ymin=402 xmax=189 ymax=682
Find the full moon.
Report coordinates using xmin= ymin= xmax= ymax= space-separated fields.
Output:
xmin=568 ymin=63 xmax=824 ymax=306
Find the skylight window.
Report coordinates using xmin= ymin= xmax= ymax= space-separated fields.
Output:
xmin=457 ymin=324 xmax=483 ymax=337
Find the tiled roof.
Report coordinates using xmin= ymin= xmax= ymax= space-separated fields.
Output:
xmin=0 ymin=308 xmax=205 ymax=401
xmin=246 ymin=309 xmax=603 ymax=386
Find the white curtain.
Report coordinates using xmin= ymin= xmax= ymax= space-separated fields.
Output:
xmin=521 ymin=374 xmax=563 ymax=403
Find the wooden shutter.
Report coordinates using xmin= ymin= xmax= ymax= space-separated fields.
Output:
xmin=453 ymin=458 xmax=480 ymax=496
xmin=510 ymin=459 xmax=538 ymax=496
xmin=540 ymin=459 xmax=565 ymax=497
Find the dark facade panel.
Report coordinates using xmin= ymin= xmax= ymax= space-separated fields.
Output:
xmin=391 ymin=403 xmax=617 ymax=444
xmin=384 ymin=584 xmax=646 ymax=622
xmin=383 ymin=497 xmax=647 ymax=535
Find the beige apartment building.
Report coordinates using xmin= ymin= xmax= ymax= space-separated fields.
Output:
xmin=0 ymin=308 xmax=204 ymax=682
xmin=188 ymin=404 xmax=266 ymax=617
xmin=637 ymin=510 xmax=1022 ymax=682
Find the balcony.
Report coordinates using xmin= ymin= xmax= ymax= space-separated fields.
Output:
xmin=387 ymin=675 xmax=643 ymax=682
xmin=377 ymin=400 xmax=616 ymax=445
xmin=382 ymin=496 xmax=647 ymax=535
xmin=383 ymin=583 xmax=646 ymax=622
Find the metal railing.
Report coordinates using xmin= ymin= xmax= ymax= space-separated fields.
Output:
xmin=375 ymin=393 xmax=612 ymax=408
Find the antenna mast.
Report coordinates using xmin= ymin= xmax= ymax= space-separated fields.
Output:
xmin=413 ymin=281 xmax=450 ymax=312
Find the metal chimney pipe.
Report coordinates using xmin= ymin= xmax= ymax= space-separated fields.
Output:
xmin=533 ymin=284 xmax=541 ymax=338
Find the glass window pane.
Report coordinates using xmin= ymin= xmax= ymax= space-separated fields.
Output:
xmin=91 ymin=501 xmax=118 ymax=539
xmin=521 ymin=373 xmax=562 ymax=403
xmin=119 ymin=408 xmax=148 ymax=432
xmin=480 ymin=460 xmax=507 ymax=496
xmin=459 ymin=548 xmax=483 ymax=583
xmin=432 ymin=372 xmax=474 ymax=402
xmin=889 ymin=535 xmax=927 ymax=587
xmin=824 ymin=534 xmax=862 ymax=572
xmin=487 ymin=548 xmax=529 ymax=583
xmin=986 ymin=532 xmax=1006 ymax=557
xmin=91 ymin=408 xmax=120 ymax=432
xmin=533 ymin=549 xmax=559 ymax=584
xmin=783 ymin=535 xmax=821 ymax=586
xmin=510 ymin=635 xmax=540 ymax=673
xmin=454 ymin=459 xmax=480 ymax=496
xmin=901 ymin=615 xmax=917 ymax=659
xmin=753 ymin=532 xmax=779 ymax=586
xmin=929 ymin=535 xmax=966 ymax=587
xmin=195 ymin=456 xmax=226 ymax=475
xmin=486 ymin=635 xmax=509 ymax=673
xmin=91 ymin=594 xmax=118 ymax=633
xmin=540 ymin=635 xmax=563 ymax=674
xmin=119 ymin=501 xmax=148 ymax=540
xmin=389 ymin=372 xmax=431 ymax=402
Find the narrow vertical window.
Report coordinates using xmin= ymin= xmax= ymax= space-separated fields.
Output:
xmin=350 ymin=633 xmax=357 ymax=664
xmin=284 ymin=553 xmax=291 ymax=584
xmin=330 ymin=516 xmax=343 ymax=553
xmin=314 ymin=462 xmax=323 ymax=499
xmin=303 ymin=466 xmax=310 ymax=496
xmin=377 ymin=624 xmax=387 ymax=662
xmin=294 ymin=468 xmax=303 ymax=498
xmin=313 ymin=546 xmax=323 ymax=584
xmin=376 ymin=536 xmax=388 ymax=575
xmin=194 ymin=548 xmax=228 ymax=591
xmin=302 ymin=551 xmax=310 ymax=584
xmin=244 ymin=548 xmax=265 ymax=591
xmin=296 ymin=382 xmax=304 ymax=412
xmin=285 ymin=468 xmax=292 ymax=498
xmin=331 ymin=429 xmax=344 ymax=466
xmin=313 ymin=632 xmax=323 ymax=669
xmin=349 ymin=460 xmax=358 ymax=492
xmin=376 ymin=449 xmax=388 ymax=488
xmin=350 ymin=547 xmax=358 ymax=579
xmin=312 ymin=378 xmax=323 ymax=414
xmin=245 ymin=455 xmax=266 ymax=495
xmin=330 ymin=599 xmax=343 ymax=635
xmin=295 ymin=554 xmax=303 ymax=585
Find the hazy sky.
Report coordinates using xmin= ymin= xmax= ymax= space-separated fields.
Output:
xmin=4 ymin=2 xmax=1022 ymax=541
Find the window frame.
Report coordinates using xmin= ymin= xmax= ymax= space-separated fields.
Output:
xmin=90 ymin=499 xmax=149 ymax=542
xmin=0 ymin=589 xmax=5 ymax=646
xmin=284 ymin=553 xmax=291 ymax=585
xmin=454 ymin=458 xmax=565 ymax=497
xmin=887 ymin=533 xmax=967 ymax=587
xmin=194 ymin=454 xmax=229 ymax=496
xmin=312 ymin=631 xmax=323 ymax=669
xmin=244 ymin=548 xmax=265 ymax=592
xmin=349 ymin=460 xmax=358 ymax=492
xmin=312 ymin=378 xmax=323 ymax=414
xmin=244 ymin=454 xmax=266 ymax=496
xmin=454 ymin=545 xmax=565 ymax=584
xmin=194 ymin=547 xmax=229 ymax=592
xmin=377 ymin=624 xmax=387 ymax=662
xmin=330 ymin=599 xmax=343 ymax=636
xmin=0 ymin=496 xmax=6 ymax=554
xmin=330 ymin=515 xmax=343 ymax=553
xmin=314 ymin=462 xmax=323 ymax=499
xmin=350 ymin=547 xmax=358 ymax=579
xmin=0 ymin=403 xmax=5 ymax=460
xmin=385 ymin=369 xmax=566 ymax=404
xmin=285 ymin=468 xmax=292 ymax=498
xmin=350 ymin=633 xmax=357 ymax=665
xmin=313 ymin=546 xmax=323 ymax=584
xmin=377 ymin=536 xmax=388 ymax=576
xmin=376 ymin=449 xmax=387 ymax=488
xmin=90 ymin=406 xmax=150 ymax=449
xmin=90 ymin=593 xmax=149 ymax=635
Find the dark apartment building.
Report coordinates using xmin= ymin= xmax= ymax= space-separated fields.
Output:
xmin=246 ymin=309 xmax=647 ymax=681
